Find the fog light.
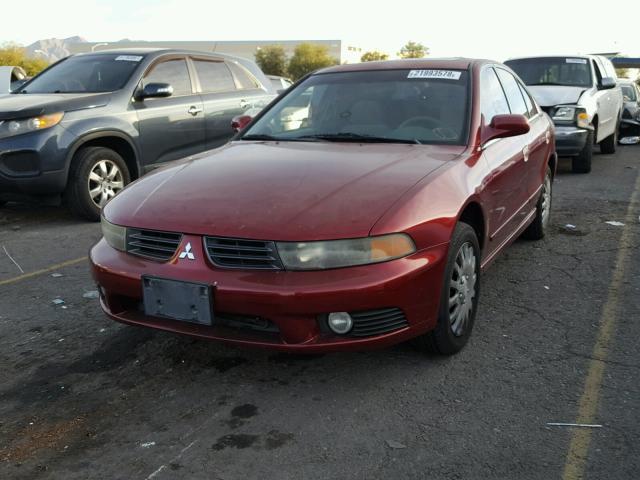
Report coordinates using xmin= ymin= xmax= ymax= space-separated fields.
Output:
xmin=327 ymin=312 xmax=353 ymax=334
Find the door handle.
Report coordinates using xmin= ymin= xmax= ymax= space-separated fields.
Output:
xmin=188 ymin=106 xmax=203 ymax=116
xmin=240 ymin=99 xmax=249 ymax=110
xmin=523 ymin=145 xmax=530 ymax=162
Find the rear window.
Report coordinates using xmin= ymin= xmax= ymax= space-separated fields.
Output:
xmin=505 ymin=57 xmax=592 ymax=88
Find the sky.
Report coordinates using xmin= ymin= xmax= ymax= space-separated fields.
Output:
xmin=3 ymin=0 xmax=640 ymax=61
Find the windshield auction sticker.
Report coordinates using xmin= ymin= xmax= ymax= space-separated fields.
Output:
xmin=115 ymin=55 xmax=143 ymax=62
xmin=566 ymin=58 xmax=587 ymax=64
xmin=407 ymin=70 xmax=462 ymax=80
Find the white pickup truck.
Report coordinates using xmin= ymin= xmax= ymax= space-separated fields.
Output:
xmin=505 ymin=55 xmax=623 ymax=173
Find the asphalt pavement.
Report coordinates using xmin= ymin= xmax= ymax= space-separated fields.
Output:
xmin=0 ymin=146 xmax=639 ymax=480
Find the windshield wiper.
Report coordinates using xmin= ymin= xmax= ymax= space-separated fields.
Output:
xmin=294 ymin=132 xmax=421 ymax=144
xmin=240 ymin=134 xmax=283 ymax=141
xmin=527 ymin=82 xmax=580 ymax=87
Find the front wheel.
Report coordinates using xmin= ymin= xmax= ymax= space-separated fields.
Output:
xmin=413 ymin=222 xmax=481 ymax=355
xmin=65 ymin=147 xmax=130 ymax=221
xmin=572 ymin=130 xmax=593 ymax=173
xmin=600 ymin=120 xmax=618 ymax=154
xmin=522 ymin=166 xmax=552 ymax=240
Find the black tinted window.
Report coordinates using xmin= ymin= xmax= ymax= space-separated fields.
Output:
xmin=227 ymin=62 xmax=260 ymax=89
xmin=145 ymin=59 xmax=192 ymax=96
xmin=621 ymin=85 xmax=637 ymax=101
xmin=193 ymin=60 xmax=236 ymax=93
xmin=495 ymin=68 xmax=528 ymax=116
xmin=480 ymin=67 xmax=510 ymax=123
xmin=19 ymin=54 xmax=142 ymax=93
xmin=506 ymin=57 xmax=592 ymax=88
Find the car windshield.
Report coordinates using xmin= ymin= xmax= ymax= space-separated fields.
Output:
xmin=241 ymin=69 xmax=470 ymax=145
xmin=16 ymin=53 xmax=144 ymax=94
xmin=505 ymin=57 xmax=592 ymax=88
xmin=621 ymin=85 xmax=637 ymax=102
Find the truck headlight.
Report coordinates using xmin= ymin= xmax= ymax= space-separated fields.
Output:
xmin=0 ymin=112 xmax=64 ymax=139
xmin=101 ymin=216 xmax=127 ymax=251
xmin=276 ymin=233 xmax=416 ymax=270
xmin=552 ymin=106 xmax=589 ymax=128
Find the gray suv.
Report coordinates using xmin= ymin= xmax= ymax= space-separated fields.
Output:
xmin=0 ymin=49 xmax=276 ymax=219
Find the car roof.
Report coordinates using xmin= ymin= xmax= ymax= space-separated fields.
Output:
xmin=316 ymin=58 xmax=494 ymax=74
xmin=77 ymin=48 xmax=234 ymax=58
xmin=506 ymin=54 xmax=602 ymax=61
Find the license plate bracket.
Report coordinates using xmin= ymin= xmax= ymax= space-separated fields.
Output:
xmin=142 ymin=276 xmax=213 ymax=326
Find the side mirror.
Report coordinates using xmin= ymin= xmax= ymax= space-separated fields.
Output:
xmin=231 ymin=114 xmax=253 ymax=133
xmin=136 ymin=83 xmax=173 ymax=100
xmin=481 ymin=114 xmax=530 ymax=145
xmin=599 ymin=77 xmax=616 ymax=90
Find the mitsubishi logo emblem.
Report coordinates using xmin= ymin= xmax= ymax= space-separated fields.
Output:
xmin=179 ymin=242 xmax=195 ymax=260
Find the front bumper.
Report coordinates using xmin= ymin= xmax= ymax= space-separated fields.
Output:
xmin=553 ymin=125 xmax=590 ymax=156
xmin=0 ymin=126 xmax=70 ymax=195
xmin=89 ymin=235 xmax=449 ymax=353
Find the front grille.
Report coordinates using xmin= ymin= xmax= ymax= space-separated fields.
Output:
xmin=348 ymin=308 xmax=408 ymax=337
xmin=126 ymin=228 xmax=182 ymax=261
xmin=204 ymin=236 xmax=283 ymax=270
xmin=541 ymin=106 xmax=553 ymax=116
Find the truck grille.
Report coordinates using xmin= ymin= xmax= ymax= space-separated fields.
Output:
xmin=204 ymin=237 xmax=283 ymax=270
xmin=348 ymin=308 xmax=408 ymax=337
xmin=126 ymin=229 xmax=182 ymax=261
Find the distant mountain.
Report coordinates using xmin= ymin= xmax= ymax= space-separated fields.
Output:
xmin=26 ymin=36 xmax=87 ymax=62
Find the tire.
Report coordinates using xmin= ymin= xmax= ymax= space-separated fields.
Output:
xmin=600 ymin=123 xmax=618 ymax=154
xmin=572 ymin=130 xmax=593 ymax=173
xmin=522 ymin=166 xmax=552 ymax=240
xmin=413 ymin=222 xmax=481 ymax=355
xmin=65 ymin=147 xmax=130 ymax=221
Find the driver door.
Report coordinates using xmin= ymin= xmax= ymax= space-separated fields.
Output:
xmin=133 ymin=56 xmax=206 ymax=171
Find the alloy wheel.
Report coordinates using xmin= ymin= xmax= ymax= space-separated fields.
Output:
xmin=541 ymin=173 xmax=552 ymax=227
xmin=449 ymin=242 xmax=477 ymax=337
xmin=88 ymin=159 xmax=124 ymax=208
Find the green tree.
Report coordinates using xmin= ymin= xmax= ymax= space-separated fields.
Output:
xmin=360 ymin=51 xmax=389 ymax=62
xmin=615 ymin=67 xmax=629 ymax=79
xmin=287 ymin=43 xmax=337 ymax=80
xmin=254 ymin=45 xmax=288 ymax=77
xmin=398 ymin=41 xmax=429 ymax=59
xmin=0 ymin=43 xmax=49 ymax=76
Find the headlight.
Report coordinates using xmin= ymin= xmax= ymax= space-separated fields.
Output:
xmin=276 ymin=233 xmax=416 ymax=270
xmin=552 ymin=106 xmax=589 ymax=128
xmin=0 ymin=112 xmax=64 ymax=139
xmin=101 ymin=216 xmax=126 ymax=251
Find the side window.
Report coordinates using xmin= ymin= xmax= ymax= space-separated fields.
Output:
xmin=495 ymin=68 xmax=529 ymax=117
xmin=144 ymin=59 xmax=192 ymax=96
xmin=480 ymin=67 xmax=510 ymax=124
xmin=592 ymin=59 xmax=604 ymax=83
xmin=517 ymin=82 xmax=537 ymax=118
xmin=227 ymin=62 xmax=260 ymax=90
xmin=193 ymin=60 xmax=235 ymax=93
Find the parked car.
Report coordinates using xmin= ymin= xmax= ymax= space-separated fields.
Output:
xmin=619 ymin=79 xmax=640 ymax=138
xmin=91 ymin=58 xmax=556 ymax=355
xmin=267 ymin=75 xmax=293 ymax=92
xmin=0 ymin=66 xmax=27 ymax=93
xmin=505 ymin=55 xmax=622 ymax=173
xmin=0 ymin=49 xmax=276 ymax=218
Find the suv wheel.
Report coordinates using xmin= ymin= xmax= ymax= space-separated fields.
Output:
xmin=600 ymin=120 xmax=618 ymax=154
xmin=572 ymin=130 xmax=593 ymax=173
xmin=65 ymin=147 xmax=130 ymax=221
xmin=412 ymin=222 xmax=480 ymax=355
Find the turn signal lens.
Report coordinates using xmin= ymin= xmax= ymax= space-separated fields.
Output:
xmin=576 ymin=111 xmax=590 ymax=129
xmin=370 ymin=234 xmax=417 ymax=260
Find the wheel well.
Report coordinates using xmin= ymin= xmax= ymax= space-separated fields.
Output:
xmin=459 ymin=202 xmax=485 ymax=251
xmin=74 ymin=136 xmax=139 ymax=179
xmin=548 ymin=153 xmax=557 ymax=178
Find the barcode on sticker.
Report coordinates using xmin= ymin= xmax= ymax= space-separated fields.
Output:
xmin=115 ymin=55 xmax=143 ymax=62
xmin=566 ymin=58 xmax=587 ymax=64
xmin=408 ymin=70 xmax=461 ymax=80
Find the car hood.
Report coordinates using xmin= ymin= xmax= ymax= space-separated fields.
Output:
xmin=527 ymin=85 xmax=586 ymax=108
xmin=0 ymin=92 xmax=111 ymax=120
xmin=105 ymin=141 xmax=464 ymax=241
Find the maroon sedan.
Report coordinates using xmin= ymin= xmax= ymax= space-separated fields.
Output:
xmin=90 ymin=59 xmax=555 ymax=355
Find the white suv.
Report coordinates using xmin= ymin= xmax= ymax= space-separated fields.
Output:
xmin=505 ymin=55 xmax=623 ymax=173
